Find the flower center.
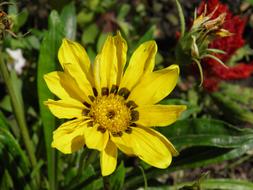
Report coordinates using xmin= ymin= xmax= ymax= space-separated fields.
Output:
xmin=90 ymin=94 xmax=131 ymax=134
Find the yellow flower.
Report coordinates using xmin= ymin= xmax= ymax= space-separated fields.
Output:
xmin=44 ymin=32 xmax=186 ymax=176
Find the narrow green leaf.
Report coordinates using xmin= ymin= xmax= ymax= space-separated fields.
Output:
xmin=206 ymin=48 xmax=226 ymax=54
xmin=60 ymin=2 xmax=76 ymax=40
xmin=147 ymin=178 xmax=253 ymax=190
xmin=212 ymin=92 xmax=253 ymax=124
xmin=219 ymin=83 xmax=253 ymax=105
xmin=201 ymin=54 xmax=227 ymax=68
xmin=226 ymin=45 xmax=253 ymax=66
xmin=0 ymin=170 xmax=13 ymax=190
xmin=81 ymin=24 xmax=99 ymax=45
xmin=200 ymin=178 xmax=253 ymax=190
xmin=159 ymin=118 xmax=252 ymax=150
xmin=109 ymin=162 xmax=126 ymax=190
xmin=0 ymin=111 xmax=10 ymax=130
xmin=193 ymin=58 xmax=204 ymax=86
xmin=0 ymin=51 xmax=37 ymax=171
xmin=82 ymin=178 xmax=103 ymax=190
xmin=0 ymin=128 xmax=34 ymax=190
xmin=37 ymin=10 xmax=65 ymax=190
xmin=134 ymin=25 xmax=156 ymax=49
xmin=117 ymin=4 xmax=131 ymax=20
xmin=175 ymin=0 xmax=185 ymax=36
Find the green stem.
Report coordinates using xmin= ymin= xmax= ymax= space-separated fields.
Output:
xmin=0 ymin=51 xmax=38 ymax=171
xmin=67 ymin=150 xmax=98 ymax=190
xmin=175 ymin=0 xmax=186 ymax=37
xmin=83 ymin=150 xmax=98 ymax=169
xmin=138 ymin=166 xmax=148 ymax=190
xmin=76 ymin=149 xmax=88 ymax=179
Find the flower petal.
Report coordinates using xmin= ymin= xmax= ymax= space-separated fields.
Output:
xmin=58 ymin=39 xmax=94 ymax=99
xmin=149 ymin=127 xmax=179 ymax=156
xmin=93 ymin=54 xmax=101 ymax=96
xmin=111 ymin=133 xmax=135 ymax=156
xmin=135 ymin=105 xmax=186 ymax=127
xmin=113 ymin=32 xmax=127 ymax=85
xmin=63 ymin=62 xmax=94 ymax=102
xmin=119 ymin=41 xmax=157 ymax=91
xmin=100 ymin=140 xmax=118 ymax=176
xmin=99 ymin=36 xmax=118 ymax=90
xmin=84 ymin=125 xmax=109 ymax=151
xmin=44 ymin=71 xmax=89 ymax=102
xmin=128 ymin=64 xmax=179 ymax=105
xmin=45 ymin=99 xmax=85 ymax=119
xmin=52 ymin=119 xmax=85 ymax=154
xmin=58 ymin=39 xmax=93 ymax=83
xmin=131 ymin=127 xmax=177 ymax=168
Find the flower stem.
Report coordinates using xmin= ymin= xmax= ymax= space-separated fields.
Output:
xmin=175 ymin=0 xmax=186 ymax=37
xmin=0 ymin=50 xmax=38 ymax=170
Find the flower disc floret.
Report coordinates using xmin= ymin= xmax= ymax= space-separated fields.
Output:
xmin=90 ymin=94 xmax=131 ymax=134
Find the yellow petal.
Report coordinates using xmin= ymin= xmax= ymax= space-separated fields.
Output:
xmin=84 ymin=125 xmax=109 ymax=151
xmin=131 ymin=127 xmax=176 ymax=168
xmin=135 ymin=105 xmax=186 ymax=127
xmin=149 ymin=127 xmax=179 ymax=156
xmin=52 ymin=119 xmax=85 ymax=154
xmin=44 ymin=71 xmax=88 ymax=102
xmin=100 ymin=140 xmax=118 ymax=176
xmin=63 ymin=62 xmax=94 ymax=102
xmin=93 ymin=54 xmax=101 ymax=96
xmin=119 ymin=41 xmax=157 ymax=91
xmin=45 ymin=99 xmax=85 ymax=119
xmin=111 ymin=133 xmax=135 ymax=156
xmin=58 ymin=39 xmax=94 ymax=99
xmin=113 ymin=32 xmax=127 ymax=85
xmin=99 ymin=36 xmax=118 ymax=90
xmin=58 ymin=39 xmax=93 ymax=83
xmin=128 ymin=64 xmax=179 ymax=105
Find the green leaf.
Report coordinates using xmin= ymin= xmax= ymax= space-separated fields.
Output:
xmin=26 ymin=36 xmax=41 ymax=50
xmin=134 ymin=25 xmax=156 ymax=50
xmin=117 ymin=4 xmax=131 ymax=20
xmin=211 ymin=92 xmax=253 ymax=124
xmin=147 ymin=178 xmax=253 ymax=190
xmin=0 ymin=111 xmax=10 ymax=130
xmin=175 ymin=0 xmax=185 ymax=36
xmin=60 ymin=2 xmax=77 ymax=40
xmin=109 ymin=162 xmax=126 ymax=190
xmin=219 ymin=83 xmax=253 ymax=105
xmin=116 ymin=20 xmax=132 ymax=37
xmin=159 ymin=118 xmax=253 ymax=150
xmin=37 ymin=10 xmax=65 ymax=190
xmin=14 ymin=9 xmax=29 ymax=31
xmin=82 ymin=178 xmax=103 ymax=190
xmin=77 ymin=11 xmax=94 ymax=26
xmin=226 ymin=45 xmax=253 ymax=66
xmin=81 ymin=24 xmax=99 ymax=45
xmin=0 ymin=128 xmax=33 ymax=190
xmin=0 ymin=95 xmax=12 ymax=112
xmin=200 ymin=178 xmax=253 ymax=190
xmin=9 ymin=71 xmax=24 ymax=110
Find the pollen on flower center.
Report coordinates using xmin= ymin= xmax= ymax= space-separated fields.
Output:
xmin=90 ymin=94 xmax=131 ymax=134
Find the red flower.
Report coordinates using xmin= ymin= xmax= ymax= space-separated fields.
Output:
xmin=198 ymin=0 xmax=253 ymax=91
